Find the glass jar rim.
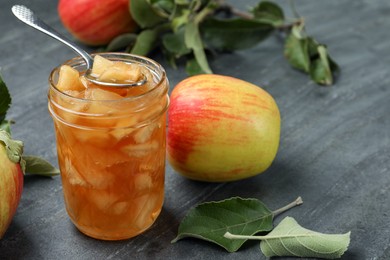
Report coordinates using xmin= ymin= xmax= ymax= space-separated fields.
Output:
xmin=48 ymin=52 xmax=167 ymax=104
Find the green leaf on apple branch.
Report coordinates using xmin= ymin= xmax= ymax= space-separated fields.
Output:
xmin=200 ymin=18 xmax=274 ymax=51
xmin=0 ymin=74 xmax=12 ymax=123
xmin=23 ymin=155 xmax=60 ymax=177
xmin=251 ymin=1 xmax=284 ymax=27
xmin=185 ymin=20 xmax=212 ymax=74
xmin=185 ymin=58 xmax=207 ymax=75
xmin=162 ymin=27 xmax=191 ymax=57
xmin=106 ymin=33 xmax=137 ymax=52
xmin=224 ymin=216 xmax=350 ymax=259
xmin=112 ymin=0 xmax=339 ymax=85
xmin=172 ymin=196 xmax=303 ymax=252
xmin=284 ymin=25 xmax=310 ymax=73
xmin=130 ymin=28 xmax=160 ymax=56
xmin=130 ymin=0 xmax=166 ymax=28
xmin=309 ymin=45 xmax=339 ymax=86
xmin=182 ymin=1 xmax=217 ymax=74
xmin=284 ymin=24 xmax=339 ymax=85
xmin=0 ymin=130 xmax=23 ymax=164
xmin=171 ymin=8 xmax=191 ymax=32
xmin=150 ymin=0 xmax=175 ymax=18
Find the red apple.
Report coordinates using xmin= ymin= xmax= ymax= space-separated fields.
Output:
xmin=0 ymin=130 xmax=24 ymax=239
xmin=58 ymin=0 xmax=137 ymax=46
xmin=167 ymin=74 xmax=281 ymax=182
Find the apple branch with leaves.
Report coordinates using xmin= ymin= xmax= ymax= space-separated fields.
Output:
xmin=105 ymin=0 xmax=339 ymax=85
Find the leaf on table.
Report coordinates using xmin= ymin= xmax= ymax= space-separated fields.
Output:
xmin=0 ymin=74 xmax=11 ymax=123
xmin=130 ymin=29 xmax=159 ymax=56
xmin=260 ymin=216 xmax=350 ymax=259
xmin=310 ymin=45 xmax=339 ymax=85
xmin=172 ymin=197 xmax=274 ymax=252
xmin=200 ymin=18 xmax=274 ymax=51
xmin=106 ymin=33 xmax=137 ymax=52
xmin=251 ymin=1 xmax=285 ymax=27
xmin=310 ymin=46 xmax=331 ymax=85
xmin=284 ymin=25 xmax=339 ymax=85
xmin=130 ymin=0 xmax=166 ymax=28
xmin=284 ymin=26 xmax=310 ymax=72
xmin=307 ymin=36 xmax=320 ymax=57
xmin=23 ymin=155 xmax=60 ymax=177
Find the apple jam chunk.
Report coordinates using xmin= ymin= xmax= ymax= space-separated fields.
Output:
xmin=56 ymin=55 xmax=152 ymax=99
xmin=53 ymin=55 xmax=156 ymax=130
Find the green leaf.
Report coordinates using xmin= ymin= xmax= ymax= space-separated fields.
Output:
xmin=175 ymin=0 xmax=189 ymax=5
xmin=150 ymin=0 xmax=175 ymax=17
xmin=106 ymin=33 xmax=137 ymax=51
xmin=130 ymin=0 xmax=166 ymax=28
xmin=162 ymin=27 xmax=191 ymax=57
xmin=200 ymin=18 xmax=274 ymax=51
xmin=252 ymin=1 xmax=284 ymax=27
xmin=162 ymin=48 xmax=178 ymax=69
xmin=307 ymin=36 xmax=320 ymax=57
xmin=130 ymin=29 xmax=159 ymax=56
xmin=0 ymin=129 xmax=23 ymax=164
xmin=260 ymin=217 xmax=350 ymax=259
xmin=185 ymin=58 xmax=207 ymax=75
xmin=23 ymin=155 xmax=60 ymax=177
xmin=0 ymin=74 xmax=12 ymax=123
xmin=306 ymin=37 xmax=339 ymax=85
xmin=310 ymin=45 xmax=333 ymax=85
xmin=0 ymin=120 xmax=13 ymax=134
xmin=284 ymin=29 xmax=310 ymax=72
xmin=171 ymin=9 xmax=190 ymax=32
xmin=184 ymin=20 xmax=212 ymax=74
xmin=285 ymin=29 xmax=339 ymax=85
xmin=172 ymin=197 xmax=274 ymax=252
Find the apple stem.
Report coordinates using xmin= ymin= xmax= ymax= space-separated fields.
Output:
xmin=224 ymin=231 xmax=310 ymax=241
xmin=224 ymin=232 xmax=266 ymax=240
xmin=272 ymin=196 xmax=303 ymax=217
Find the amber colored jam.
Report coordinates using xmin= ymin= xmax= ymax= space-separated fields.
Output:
xmin=48 ymin=53 xmax=169 ymax=240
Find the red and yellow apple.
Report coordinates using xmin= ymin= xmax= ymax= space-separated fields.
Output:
xmin=58 ymin=0 xmax=137 ymax=46
xmin=0 ymin=130 xmax=24 ymax=239
xmin=167 ymin=74 xmax=280 ymax=182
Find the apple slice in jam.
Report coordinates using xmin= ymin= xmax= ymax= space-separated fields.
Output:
xmin=56 ymin=65 xmax=86 ymax=92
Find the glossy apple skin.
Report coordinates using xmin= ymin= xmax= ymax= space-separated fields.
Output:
xmin=58 ymin=0 xmax=137 ymax=46
xmin=0 ymin=145 xmax=23 ymax=238
xmin=167 ymin=74 xmax=281 ymax=182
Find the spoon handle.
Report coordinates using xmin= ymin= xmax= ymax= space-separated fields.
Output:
xmin=12 ymin=5 xmax=93 ymax=69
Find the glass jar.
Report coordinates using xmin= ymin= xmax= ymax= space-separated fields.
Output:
xmin=48 ymin=53 xmax=169 ymax=240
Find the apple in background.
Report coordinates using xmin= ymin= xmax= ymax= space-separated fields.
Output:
xmin=0 ymin=130 xmax=24 ymax=238
xmin=58 ymin=0 xmax=137 ymax=46
xmin=167 ymin=74 xmax=281 ymax=182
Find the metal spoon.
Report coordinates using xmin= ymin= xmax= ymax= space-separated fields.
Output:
xmin=11 ymin=5 xmax=146 ymax=88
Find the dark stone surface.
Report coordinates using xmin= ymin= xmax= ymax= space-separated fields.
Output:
xmin=1 ymin=0 xmax=389 ymax=259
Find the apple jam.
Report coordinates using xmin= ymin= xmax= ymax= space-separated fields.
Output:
xmin=48 ymin=53 xmax=169 ymax=240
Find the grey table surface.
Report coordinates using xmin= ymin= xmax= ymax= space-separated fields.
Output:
xmin=1 ymin=0 xmax=389 ymax=259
